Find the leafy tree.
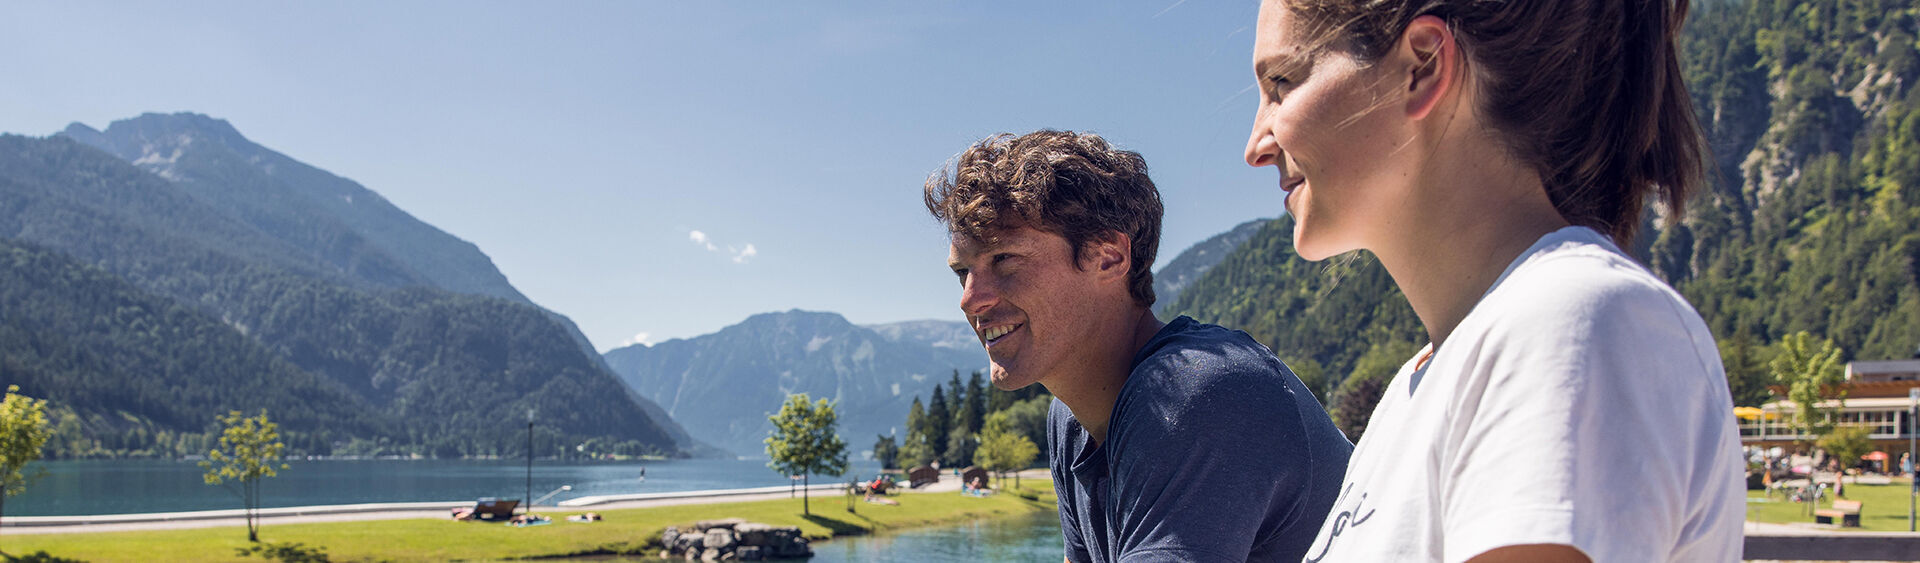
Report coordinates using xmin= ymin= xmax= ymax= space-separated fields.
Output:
xmin=764 ymin=394 xmax=848 ymax=516
xmin=1288 ymin=357 xmax=1331 ymax=406
xmin=975 ymin=411 xmax=1040 ymax=487
xmin=201 ymin=410 xmax=289 ymax=542
xmin=994 ymin=395 xmax=1053 ymax=454
xmin=898 ymin=397 xmax=935 ymax=468
xmin=0 ymin=386 xmax=51 ymax=531
xmin=871 ymin=434 xmax=898 ymax=470
xmin=1330 ymin=340 xmax=1419 ymax=442
xmin=1818 ymin=425 xmax=1873 ymax=493
xmin=1720 ymin=329 xmax=1777 ymax=407
xmin=1770 ymin=332 xmax=1846 ymax=446
xmin=943 ymin=428 xmax=976 ymax=468
xmin=895 ymin=431 xmax=935 ymax=469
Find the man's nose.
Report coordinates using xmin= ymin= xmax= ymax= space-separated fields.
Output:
xmin=959 ymin=273 xmax=997 ymax=317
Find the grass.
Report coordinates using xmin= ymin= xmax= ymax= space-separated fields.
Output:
xmin=1747 ymin=478 xmax=1920 ymax=532
xmin=2 ymin=483 xmax=1060 ymax=563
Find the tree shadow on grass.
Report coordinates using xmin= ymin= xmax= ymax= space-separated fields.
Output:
xmin=1 ymin=551 xmax=86 ymax=563
xmin=803 ymin=512 xmax=879 ymax=537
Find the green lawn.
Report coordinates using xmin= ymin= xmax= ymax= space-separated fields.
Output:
xmin=1747 ymin=479 xmax=1920 ymax=532
xmin=3 ymin=483 xmax=1060 ymax=563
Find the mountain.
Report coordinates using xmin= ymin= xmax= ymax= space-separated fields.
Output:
xmin=604 ymin=310 xmax=986 ymax=457
xmin=863 ymin=319 xmax=983 ymax=352
xmin=55 ymin=114 xmax=683 ymax=445
xmin=1152 ymin=218 xmax=1271 ymax=314
xmin=0 ymin=237 xmax=395 ymax=456
xmin=1165 ymin=0 xmax=1920 ymax=409
xmin=0 ymin=122 xmax=686 ymax=458
xmin=61 ymin=114 xmax=525 ymax=302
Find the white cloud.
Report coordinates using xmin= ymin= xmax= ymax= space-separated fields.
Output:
xmin=731 ymin=243 xmax=758 ymax=264
xmin=620 ymin=332 xmax=652 ymax=347
xmin=689 ymin=230 xmax=757 ymax=264
xmin=689 ymin=230 xmax=717 ymax=251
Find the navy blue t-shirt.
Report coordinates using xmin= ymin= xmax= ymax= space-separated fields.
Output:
xmin=1048 ymin=316 xmax=1351 ymax=562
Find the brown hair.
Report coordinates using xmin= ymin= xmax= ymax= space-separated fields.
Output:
xmin=924 ymin=130 xmax=1164 ymax=307
xmin=1286 ymin=0 xmax=1705 ymax=247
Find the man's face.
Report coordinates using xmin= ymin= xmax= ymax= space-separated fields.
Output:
xmin=947 ymin=223 xmax=1101 ymax=391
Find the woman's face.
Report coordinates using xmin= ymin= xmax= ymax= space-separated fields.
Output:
xmin=1244 ymin=0 xmax=1417 ymax=261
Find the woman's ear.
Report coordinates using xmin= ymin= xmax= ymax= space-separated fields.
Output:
xmin=1398 ymin=15 xmax=1457 ymax=121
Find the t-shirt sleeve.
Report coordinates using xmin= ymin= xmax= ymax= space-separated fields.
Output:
xmin=1061 ymin=503 xmax=1093 ymax=563
xmin=1438 ymin=269 xmax=1733 ymax=563
xmin=1051 ymin=401 xmax=1095 ymax=563
xmin=1104 ymin=351 xmax=1327 ymax=562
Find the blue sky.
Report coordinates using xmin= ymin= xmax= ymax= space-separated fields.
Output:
xmin=1 ymin=1 xmax=1282 ymax=350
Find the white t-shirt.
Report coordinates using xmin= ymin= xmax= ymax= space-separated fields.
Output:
xmin=1302 ymin=226 xmax=1745 ymax=563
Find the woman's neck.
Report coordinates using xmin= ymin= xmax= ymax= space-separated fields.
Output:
xmin=1372 ymin=152 xmax=1568 ymax=350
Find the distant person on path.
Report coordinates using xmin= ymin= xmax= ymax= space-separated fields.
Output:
xmin=1240 ymin=0 xmax=1744 ymax=560
xmin=925 ymin=130 xmax=1351 ymax=562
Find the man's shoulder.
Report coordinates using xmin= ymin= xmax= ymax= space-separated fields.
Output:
xmin=1130 ymin=317 xmax=1288 ymax=390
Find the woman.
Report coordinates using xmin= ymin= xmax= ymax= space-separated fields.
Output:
xmin=1240 ymin=0 xmax=1744 ymax=561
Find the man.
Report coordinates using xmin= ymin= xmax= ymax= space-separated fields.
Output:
xmin=924 ymin=130 xmax=1351 ymax=562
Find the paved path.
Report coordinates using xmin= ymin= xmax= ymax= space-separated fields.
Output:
xmin=3 ymin=469 xmax=1050 ymax=535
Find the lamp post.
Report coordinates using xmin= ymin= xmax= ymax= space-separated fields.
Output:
xmin=1908 ymin=389 xmax=1916 ymax=532
xmin=526 ymin=408 xmax=535 ymax=517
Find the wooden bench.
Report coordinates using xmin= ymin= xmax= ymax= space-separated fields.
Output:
xmin=1815 ymin=499 xmax=1863 ymax=527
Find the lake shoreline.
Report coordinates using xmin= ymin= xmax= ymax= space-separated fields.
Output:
xmin=2 ymin=470 xmax=1059 ymax=562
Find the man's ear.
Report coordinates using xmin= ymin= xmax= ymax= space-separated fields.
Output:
xmin=1397 ymin=15 xmax=1456 ymax=121
xmin=1084 ymin=231 xmax=1131 ymax=282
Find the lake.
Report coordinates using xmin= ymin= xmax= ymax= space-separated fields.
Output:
xmin=810 ymin=510 xmax=1062 ymax=562
xmin=11 ymin=458 xmax=883 ymax=516
xmin=576 ymin=510 xmax=1065 ymax=562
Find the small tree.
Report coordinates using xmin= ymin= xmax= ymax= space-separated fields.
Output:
xmin=1770 ymin=332 xmax=1846 ymax=446
xmin=895 ymin=431 xmax=935 ymax=469
xmin=201 ymin=410 xmax=289 ymax=542
xmin=765 ymin=394 xmax=848 ymax=516
xmin=0 ymin=386 xmax=51 ymax=532
xmin=871 ymin=434 xmax=898 ymax=470
xmin=974 ymin=412 xmax=1039 ymax=488
xmin=1818 ymin=426 xmax=1873 ymax=482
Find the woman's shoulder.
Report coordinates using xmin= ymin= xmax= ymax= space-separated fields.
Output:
xmin=1482 ymin=227 xmax=1696 ymax=328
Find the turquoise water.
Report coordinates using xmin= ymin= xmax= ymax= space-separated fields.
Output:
xmin=11 ymin=458 xmax=882 ymax=516
xmin=579 ymin=510 xmax=1065 ymax=562
xmin=809 ymin=510 xmax=1063 ymax=562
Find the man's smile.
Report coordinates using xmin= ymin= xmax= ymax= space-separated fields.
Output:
xmin=982 ymin=323 xmax=1023 ymax=345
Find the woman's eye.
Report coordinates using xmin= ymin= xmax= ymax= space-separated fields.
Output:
xmin=1267 ymin=75 xmax=1293 ymax=93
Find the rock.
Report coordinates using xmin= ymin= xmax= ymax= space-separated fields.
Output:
xmin=705 ymin=528 xmax=738 ymax=551
xmin=736 ymin=546 xmax=764 ymax=561
xmin=657 ymin=550 xmax=672 ymax=559
xmin=735 ymin=523 xmax=773 ymax=546
xmin=701 ymin=547 xmax=722 ymax=561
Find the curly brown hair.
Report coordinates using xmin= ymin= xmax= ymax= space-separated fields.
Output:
xmin=924 ymin=130 xmax=1163 ymax=308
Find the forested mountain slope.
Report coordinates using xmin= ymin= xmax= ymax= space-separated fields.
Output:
xmin=1166 ymin=0 xmax=1920 ymax=413
xmin=0 ymin=132 xmax=681 ymax=458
